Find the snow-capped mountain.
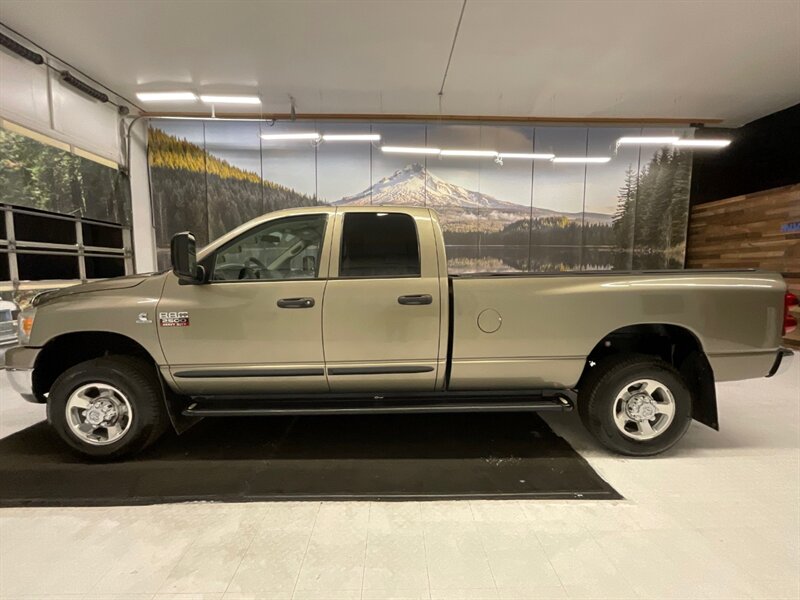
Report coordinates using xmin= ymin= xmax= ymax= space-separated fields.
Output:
xmin=335 ymin=163 xmax=524 ymax=211
xmin=334 ymin=163 xmax=612 ymax=227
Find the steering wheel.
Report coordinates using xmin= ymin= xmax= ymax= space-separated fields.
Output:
xmin=242 ymin=256 xmax=268 ymax=279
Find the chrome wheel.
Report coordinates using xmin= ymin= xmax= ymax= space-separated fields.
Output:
xmin=612 ymin=378 xmax=675 ymax=441
xmin=65 ymin=383 xmax=133 ymax=446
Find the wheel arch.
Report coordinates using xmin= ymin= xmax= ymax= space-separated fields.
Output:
xmin=578 ymin=323 xmax=718 ymax=430
xmin=32 ymin=331 xmax=158 ymax=402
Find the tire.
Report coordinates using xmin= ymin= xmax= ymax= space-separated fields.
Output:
xmin=578 ymin=353 xmax=692 ymax=456
xmin=47 ymin=355 xmax=169 ymax=460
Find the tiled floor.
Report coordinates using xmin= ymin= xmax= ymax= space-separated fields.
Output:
xmin=0 ymin=353 xmax=798 ymax=599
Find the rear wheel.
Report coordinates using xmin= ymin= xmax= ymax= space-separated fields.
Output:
xmin=48 ymin=355 xmax=168 ymax=460
xmin=578 ymin=354 xmax=692 ymax=456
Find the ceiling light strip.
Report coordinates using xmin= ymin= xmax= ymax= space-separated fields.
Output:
xmin=617 ymin=136 xmax=680 ymax=145
xmin=260 ymin=132 xmax=321 ymax=141
xmin=322 ymin=134 xmax=381 ymax=141
xmin=381 ymin=146 xmax=441 ymax=154
xmin=552 ymin=157 xmax=612 ymax=164
xmin=673 ymin=139 xmax=731 ymax=148
xmin=498 ymin=152 xmax=555 ymax=160
xmin=199 ymin=95 xmax=261 ymax=105
xmin=137 ymin=92 xmax=198 ymax=102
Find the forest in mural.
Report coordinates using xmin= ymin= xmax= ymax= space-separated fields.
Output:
xmin=148 ymin=128 xmax=317 ymax=249
xmin=148 ymin=120 xmax=693 ymax=272
xmin=0 ymin=127 xmax=130 ymax=225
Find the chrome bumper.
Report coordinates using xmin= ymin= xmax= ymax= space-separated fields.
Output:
xmin=767 ymin=347 xmax=795 ymax=378
xmin=3 ymin=345 xmax=41 ymax=403
xmin=6 ymin=368 xmax=36 ymax=402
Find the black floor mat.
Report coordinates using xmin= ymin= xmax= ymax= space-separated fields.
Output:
xmin=0 ymin=412 xmax=620 ymax=506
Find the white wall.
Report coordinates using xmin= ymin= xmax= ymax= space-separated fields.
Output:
xmin=128 ymin=119 xmax=157 ymax=273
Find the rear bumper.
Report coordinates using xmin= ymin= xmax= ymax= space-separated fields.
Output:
xmin=767 ymin=347 xmax=794 ymax=378
xmin=3 ymin=346 xmax=41 ymax=403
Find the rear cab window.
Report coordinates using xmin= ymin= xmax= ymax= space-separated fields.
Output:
xmin=339 ymin=213 xmax=420 ymax=278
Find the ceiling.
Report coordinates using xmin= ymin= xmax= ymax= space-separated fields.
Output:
xmin=1 ymin=0 xmax=798 ymax=126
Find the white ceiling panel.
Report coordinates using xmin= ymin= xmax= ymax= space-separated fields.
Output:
xmin=0 ymin=0 xmax=797 ymax=125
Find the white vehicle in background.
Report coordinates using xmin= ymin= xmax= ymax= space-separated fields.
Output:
xmin=0 ymin=300 xmax=19 ymax=345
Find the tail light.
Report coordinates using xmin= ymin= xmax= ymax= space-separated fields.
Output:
xmin=784 ymin=292 xmax=799 ymax=335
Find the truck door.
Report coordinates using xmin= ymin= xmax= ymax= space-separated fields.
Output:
xmin=157 ymin=212 xmax=333 ymax=395
xmin=322 ymin=209 xmax=444 ymax=392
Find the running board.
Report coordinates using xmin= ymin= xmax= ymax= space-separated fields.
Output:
xmin=183 ymin=394 xmax=574 ymax=417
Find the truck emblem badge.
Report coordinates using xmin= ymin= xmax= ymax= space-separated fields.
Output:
xmin=159 ymin=311 xmax=190 ymax=327
xmin=136 ymin=312 xmax=152 ymax=324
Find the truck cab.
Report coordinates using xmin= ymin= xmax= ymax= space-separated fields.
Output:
xmin=159 ymin=206 xmax=448 ymax=396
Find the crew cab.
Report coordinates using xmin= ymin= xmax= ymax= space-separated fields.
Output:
xmin=4 ymin=206 xmax=795 ymax=459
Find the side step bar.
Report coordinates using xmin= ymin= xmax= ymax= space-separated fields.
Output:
xmin=183 ymin=392 xmax=574 ymax=417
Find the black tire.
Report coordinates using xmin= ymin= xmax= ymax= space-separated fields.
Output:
xmin=578 ymin=353 xmax=692 ymax=456
xmin=47 ymin=355 xmax=169 ymax=460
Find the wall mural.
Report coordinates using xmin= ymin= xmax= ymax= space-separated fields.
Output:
xmin=148 ymin=120 xmax=693 ymax=273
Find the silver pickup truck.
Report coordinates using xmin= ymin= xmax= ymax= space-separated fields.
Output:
xmin=4 ymin=206 xmax=795 ymax=459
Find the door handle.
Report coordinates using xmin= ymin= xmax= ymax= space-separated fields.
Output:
xmin=277 ymin=297 xmax=315 ymax=309
xmin=398 ymin=294 xmax=432 ymax=306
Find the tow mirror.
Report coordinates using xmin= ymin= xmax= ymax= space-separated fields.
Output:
xmin=170 ymin=232 xmax=205 ymax=284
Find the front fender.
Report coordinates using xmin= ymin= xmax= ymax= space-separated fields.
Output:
xmin=28 ymin=273 xmax=169 ymax=364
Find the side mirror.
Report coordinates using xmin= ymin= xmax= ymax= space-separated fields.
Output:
xmin=170 ymin=232 xmax=205 ymax=284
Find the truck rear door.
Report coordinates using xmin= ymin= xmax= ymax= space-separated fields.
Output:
xmin=322 ymin=209 xmax=445 ymax=392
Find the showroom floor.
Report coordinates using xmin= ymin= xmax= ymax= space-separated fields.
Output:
xmin=0 ymin=353 xmax=798 ymax=600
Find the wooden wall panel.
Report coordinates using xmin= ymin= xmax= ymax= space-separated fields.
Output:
xmin=687 ymin=184 xmax=800 ymax=348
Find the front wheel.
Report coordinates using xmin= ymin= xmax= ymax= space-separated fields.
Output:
xmin=578 ymin=354 xmax=692 ymax=456
xmin=48 ymin=355 xmax=169 ymax=460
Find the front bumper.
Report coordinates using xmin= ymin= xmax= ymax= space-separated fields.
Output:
xmin=6 ymin=368 xmax=36 ymax=402
xmin=3 ymin=346 xmax=41 ymax=403
xmin=767 ymin=347 xmax=795 ymax=378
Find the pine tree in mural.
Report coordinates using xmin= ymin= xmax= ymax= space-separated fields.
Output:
xmin=613 ymin=166 xmax=638 ymax=267
xmin=611 ymin=147 xmax=692 ymax=270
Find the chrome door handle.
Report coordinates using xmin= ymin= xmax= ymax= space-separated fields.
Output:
xmin=398 ymin=294 xmax=432 ymax=305
xmin=277 ymin=297 xmax=315 ymax=309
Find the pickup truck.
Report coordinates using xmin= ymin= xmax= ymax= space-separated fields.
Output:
xmin=4 ymin=206 xmax=795 ymax=459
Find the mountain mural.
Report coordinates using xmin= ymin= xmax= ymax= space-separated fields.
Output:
xmin=335 ymin=163 xmax=612 ymax=231
xmin=147 ymin=123 xmax=690 ymax=274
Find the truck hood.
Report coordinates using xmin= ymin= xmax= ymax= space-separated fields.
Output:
xmin=32 ymin=273 xmax=162 ymax=306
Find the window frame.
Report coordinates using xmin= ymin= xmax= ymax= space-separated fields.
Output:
xmin=336 ymin=212 xmax=422 ymax=280
xmin=204 ymin=214 xmax=330 ymax=284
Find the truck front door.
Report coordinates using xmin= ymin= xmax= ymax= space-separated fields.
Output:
xmin=157 ymin=211 xmax=333 ymax=395
xmin=322 ymin=209 xmax=444 ymax=392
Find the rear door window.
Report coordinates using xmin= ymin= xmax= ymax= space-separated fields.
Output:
xmin=339 ymin=213 xmax=420 ymax=278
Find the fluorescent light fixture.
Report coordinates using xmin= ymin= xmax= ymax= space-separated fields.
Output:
xmin=136 ymin=91 xmax=197 ymax=102
xmin=199 ymin=94 xmax=261 ymax=105
xmin=552 ymin=157 xmax=611 ymax=163
xmin=617 ymin=136 xmax=679 ymax=145
xmin=440 ymin=149 xmax=498 ymax=157
xmin=322 ymin=134 xmax=381 ymax=141
xmin=381 ymin=146 xmax=441 ymax=154
xmin=498 ymin=152 xmax=555 ymax=160
xmin=260 ymin=132 xmax=321 ymax=141
xmin=673 ymin=138 xmax=731 ymax=148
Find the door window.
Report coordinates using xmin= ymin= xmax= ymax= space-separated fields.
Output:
xmin=339 ymin=213 xmax=420 ymax=278
xmin=211 ymin=215 xmax=327 ymax=281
